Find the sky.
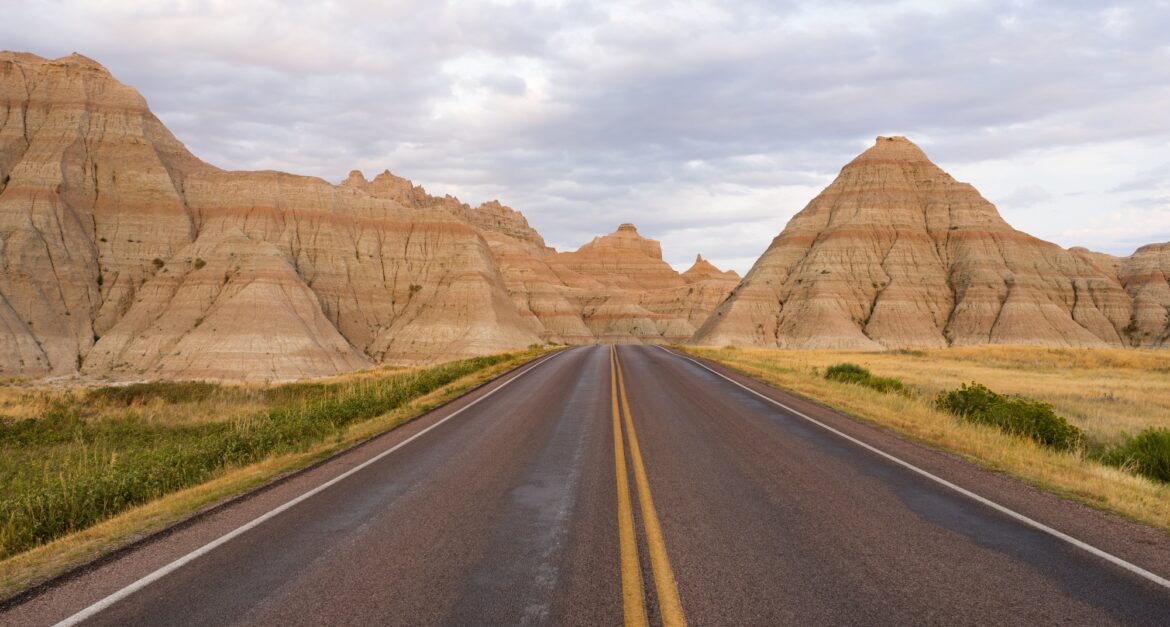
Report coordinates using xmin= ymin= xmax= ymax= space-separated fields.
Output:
xmin=3 ymin=0 xmax=1169 ymax=274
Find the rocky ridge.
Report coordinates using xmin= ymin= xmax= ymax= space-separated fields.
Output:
xmin=0 ymin=52 xmax=735 ymax=380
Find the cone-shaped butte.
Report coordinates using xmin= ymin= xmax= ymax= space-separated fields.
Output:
xmin=694 ymin=136 xmax=1138 ymax=349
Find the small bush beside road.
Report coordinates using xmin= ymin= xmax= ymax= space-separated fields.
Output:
xmin=1102 ymin=428 xmax=1170 ymax=483
xmin=935 ymin=383 xmax=1083 ymax=451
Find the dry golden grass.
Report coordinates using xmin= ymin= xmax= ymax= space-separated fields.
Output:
xmin=0 ymin=350 xmax=550 ymax=599
xmin=682 ymin=345 xmax=1170 ymax=534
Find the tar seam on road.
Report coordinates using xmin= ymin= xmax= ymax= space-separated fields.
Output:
xmin=614 ymin=347 xmax=688 ymax=627
xmin=51 ymin=349 xmax=570 ymax=627
xmin=610 ymin=347 xmax=649 ymax=627
xmin=657 ymin=345 xmax=1170 ymax=591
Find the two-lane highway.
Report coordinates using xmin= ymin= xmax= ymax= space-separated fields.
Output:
xmin=4 ymin=345 xmax=1170 ymax=626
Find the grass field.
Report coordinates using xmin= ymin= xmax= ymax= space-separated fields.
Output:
xmin=681 ymin=345 xmax=1170 ymax=533
xmin=0 ymin=348 xmax=549 ymax=597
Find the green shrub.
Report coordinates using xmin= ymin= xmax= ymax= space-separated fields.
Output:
xmin=193 ymin=258 xmax=206 ymax=270
xmin=824 ymin=363 xmax=908 ymax=395
xmin=1104 ymin=428 xmax=1170 ymax=483
xmin=935 ymin=383 xmax=1082 ymax=451
xmin=824 ymin=362 xmax=869 ymax=383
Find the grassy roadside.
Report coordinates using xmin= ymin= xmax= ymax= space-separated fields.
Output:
xmin=679 ymin=345 xmax=1170 ymax=534
xmin=0 ymin=348 xmax=552 ymax=599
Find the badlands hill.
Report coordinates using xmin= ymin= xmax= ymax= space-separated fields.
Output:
xmin=0 ymin=51 xmax=736 ymax=380
xmin=694 ymin=136 xmax=1170 ymax=349
xmin=3 ymin=52 xmax=1166 ymax=381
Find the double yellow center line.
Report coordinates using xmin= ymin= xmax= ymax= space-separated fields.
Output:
xmin=610 ymin=346 xmax=686 ymax=627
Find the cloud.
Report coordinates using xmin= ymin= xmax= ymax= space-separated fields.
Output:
xmin=996 ymin=185 xmax=1055 ymax=209
xmin=3 ymin=0 xmax=1170 ymax=272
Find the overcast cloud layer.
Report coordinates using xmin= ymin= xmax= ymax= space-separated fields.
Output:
xmin=3 ymin=0 xmax=1169 ymax=273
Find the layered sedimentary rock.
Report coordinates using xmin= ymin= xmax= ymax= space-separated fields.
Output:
xmin=652 ymin=255 xmax=741 ymax=329
xmin=683 ymin=254 xmax=740 ymax=284
xmin=84 ymin=231 xmax=372 ymax=380
xmin=336 ymin=167 xmax=740 ymax=344
xmin=1119 ymin=244 xmax=1170 ymax=347
xmin=543 ymin=225 xmax=738 ymax=342
xmin=549 ymin=224 xmax=685 ymax=291
xmin=694 ymin=136 xmax=1158 ymax=350
xmin=340 ymin=170 xmax=553 ymax=253
xmin=11 ymin=51 xmax=1163 ymax=380
xmin=0 ymin=52 xmax=539 ymax=379
xmin=0 ymin=52 xmax=204 ymax=376
xmin=0 ymin=51 xmax=735 ymax=379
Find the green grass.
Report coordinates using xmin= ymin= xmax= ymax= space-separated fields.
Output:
xmin=824 ymin=362 xmax=908 ymax=395
xmin=86 ymin=381 xmax=229 ymax=406
xmin=0 ymin=353 xmax=516 ymax=559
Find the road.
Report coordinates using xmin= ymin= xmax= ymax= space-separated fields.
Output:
xmin=4 ymin=345 xmax=1170 ymax=625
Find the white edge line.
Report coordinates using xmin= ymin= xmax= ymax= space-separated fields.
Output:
xmin=655 ymin=345 xmax=1170 ymax=590
xmin=54 ymin=349 xmax=571 ymax=626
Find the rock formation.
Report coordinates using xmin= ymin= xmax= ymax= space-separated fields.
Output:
xmin=0 ymin=51 xmax=735 ymax=380
xmin=6 ymin=52 xmax=1164 ymax=381
xmin=683 ymin=254 xmax=740 ymax=284
xmin=1119 ymin=244 xmax=1170 ymax=347
xmin=694 ymin=136 xmax=1168 ymax=350
xmin=0 ymin=52 xmax=539 ymax=380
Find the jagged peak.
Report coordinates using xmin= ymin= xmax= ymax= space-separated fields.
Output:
xmin=340 ymin=170 xmax=368 ymax=187
xmin=375 ymin=168 xmax=397 ymax=178
xmin=688 ymin=254 xmax=715 ymax=269
xmin=0 ymin=50 xmax=49 ymax=65
xmin=371 ymin=169 xmax=414 ymax=186
xmin=573 ymin=223 xmax=663 ymax=260
xmin=2 ymin=50 xmax=113 ymax=76
xmin=56 ymin=52 xmax=108 ymax=70
xmin=683 ymin=254 xmax=739 ymax=283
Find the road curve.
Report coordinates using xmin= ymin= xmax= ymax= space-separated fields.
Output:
xmin=2 ymin=344 xmax=1169 ymax=626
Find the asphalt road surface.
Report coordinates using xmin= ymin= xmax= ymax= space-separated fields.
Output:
xmin=4 ymin=345 xmax=1170 ymax=626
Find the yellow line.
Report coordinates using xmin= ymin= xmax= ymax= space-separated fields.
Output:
xmin=611 ymin=347 xmax=649 ymax=627
xmin=615 ymin=348 xmax=687 ymax=627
